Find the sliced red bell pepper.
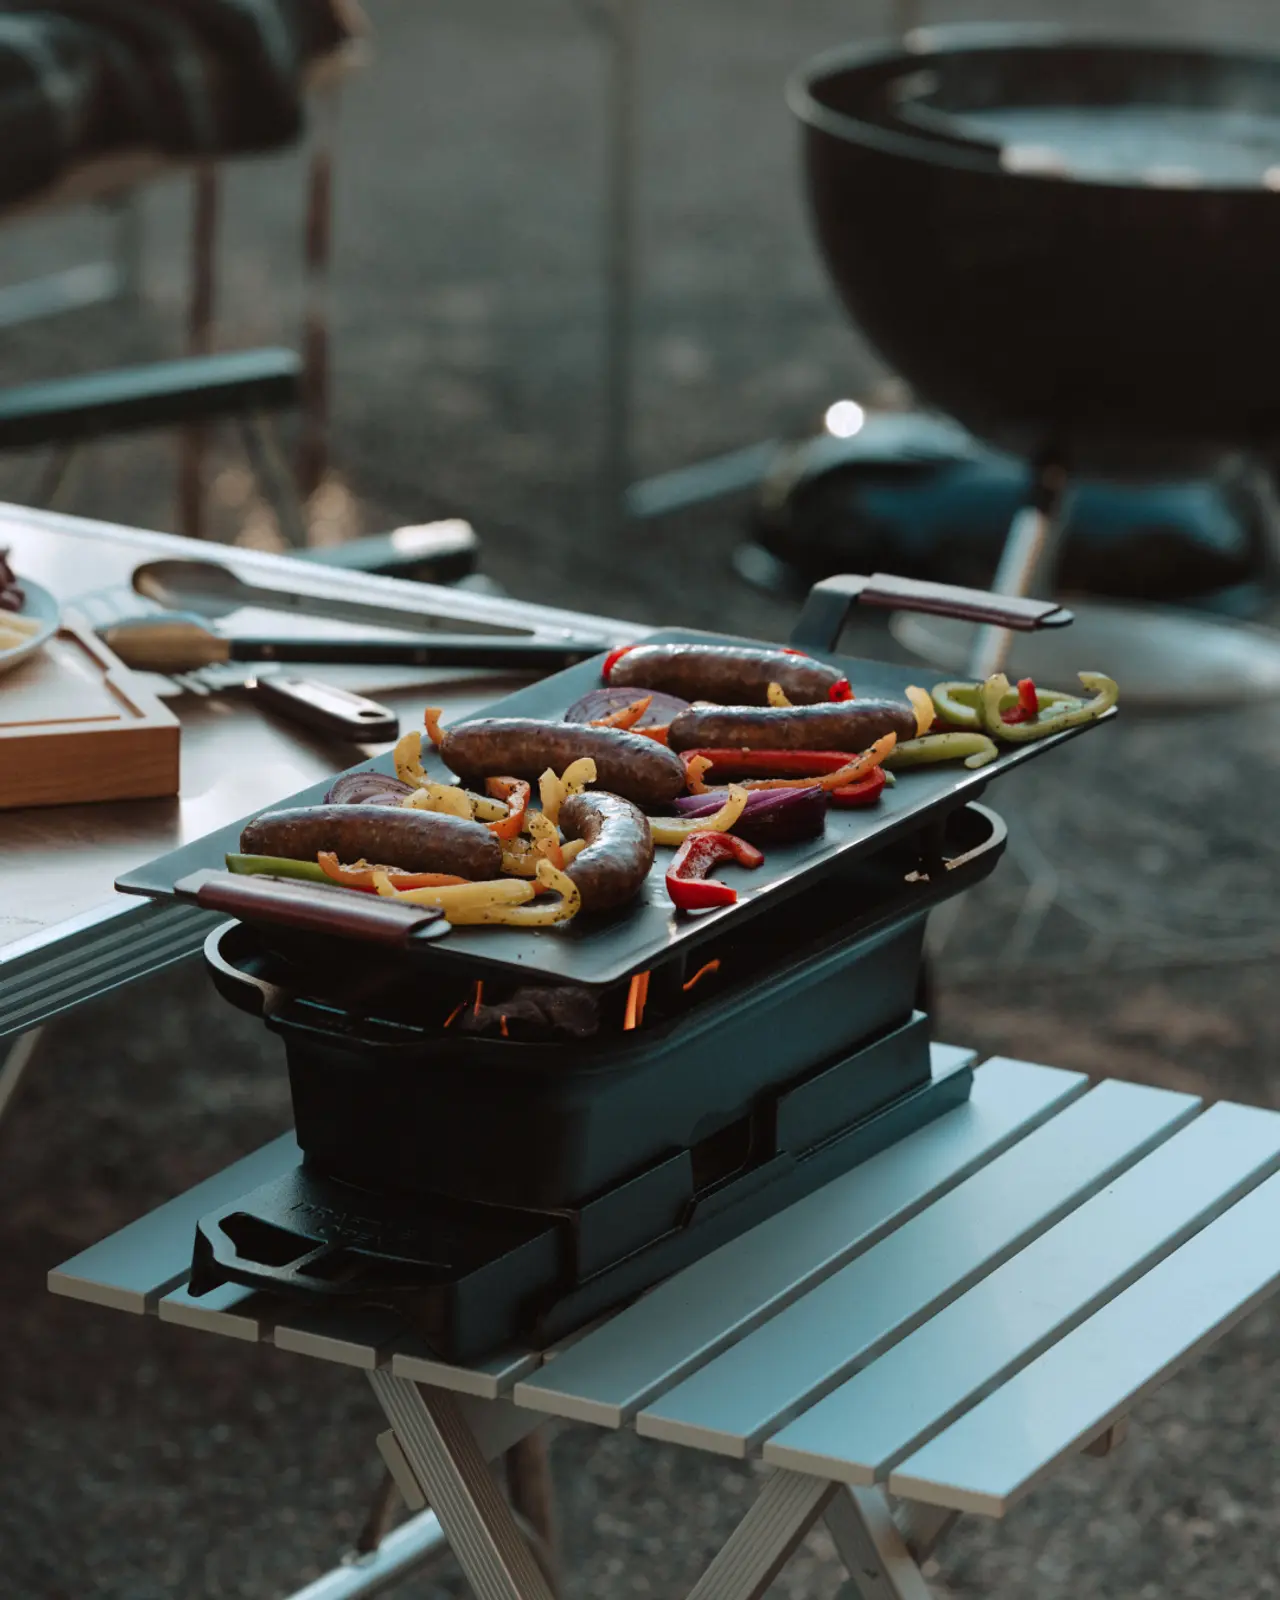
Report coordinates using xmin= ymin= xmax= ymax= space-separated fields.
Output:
xmin=1001 ymin=677 xmax=1041 ymax=725
xmin=665 ymin=831 xmax=765 ymax=911
xmin=601 ymin=644 xmax=635 ymax=682
xmin=316 ymin=852 xmax=467 ymax=891
xmin=828 ymin=677 xmax=854 ymax=702
xmin=829 ymin=766 xmax=887 ymax=807
xmin=484 ymin=776 xmax=531 ymax=839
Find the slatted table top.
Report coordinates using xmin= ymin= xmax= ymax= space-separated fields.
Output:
xmin=50 ymin=1050 xmax=1280 ymax=1519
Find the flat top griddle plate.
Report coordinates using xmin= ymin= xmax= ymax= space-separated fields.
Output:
xmin=116 ymin=627 xmax=1112 ymax=986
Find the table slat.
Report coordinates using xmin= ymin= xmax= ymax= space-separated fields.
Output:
xmin=48 ymin=1133 xmax=299 ymax=1313
xmin=158 ymin=1281 xmax=279 ymax=1342
xmin=890 ymin=1166 xmax=1280 ymax=1515
xmin=636 ymin=1080 xmax=1198 ymax=1456
xmin=514 ymin=1057 xmax=1089 ymax=1426
xmin=763 ymin=1100 xmax=1280 ymax=1482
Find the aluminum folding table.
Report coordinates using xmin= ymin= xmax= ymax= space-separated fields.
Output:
xmin=50 ymin=1051 xmax=1280 ymax=1599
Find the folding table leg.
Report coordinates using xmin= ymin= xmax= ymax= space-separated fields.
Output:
xmin=683 ymin=1471 xmax=836 ymax=1600
xmin=368 ymin=1371 xmax=555 ymax=1600
xmin=824 ymin=1485 xmax=935 ymax=1600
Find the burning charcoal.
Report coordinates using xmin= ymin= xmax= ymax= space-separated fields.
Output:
xmin=458 ymin=984 xmax=600 ymax=1040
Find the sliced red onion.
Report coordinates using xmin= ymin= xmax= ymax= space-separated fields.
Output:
xmin=563 ymin=686 xmax=689 ymax=726
xmin=324 ymin=770 xmax=417 ymax=807
xmin=673 ymin=785 xmax=829 ymax=843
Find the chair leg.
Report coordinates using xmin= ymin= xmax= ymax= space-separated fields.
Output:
xmin=298 ymin=82 xmax=339 ymax=502
xmin=108 ymin=192 xmax=144 ymax=307
xmin=179 ymin=167 xmax=219 ymax=541
xmin=239 ymin=412 xmax=309 ymax=549
xmin=35 ymin=444 xmax=83 ymax=511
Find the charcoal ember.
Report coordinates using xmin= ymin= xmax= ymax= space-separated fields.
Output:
xmin=458 ymin=984 xmax=600 ymax=1040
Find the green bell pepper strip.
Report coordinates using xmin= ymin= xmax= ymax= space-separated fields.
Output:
xmin=932 ymin=680 xmax=1080 ymax=730
xmin=979 ymin=671 xmax=1118 ymax=743
xmin=884 ymin=732 xmax=999 ymax=770
xmin=225 ymin=853 xmax=331 ymax=883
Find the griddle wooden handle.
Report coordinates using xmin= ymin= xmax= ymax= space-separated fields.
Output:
xmin=789 ymin=573 xmax=1073 ymax=653
xmin=174 ymin=870 xmax=449 ymax=947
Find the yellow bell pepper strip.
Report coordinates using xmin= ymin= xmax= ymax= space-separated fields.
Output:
xmin=980 ymin=671 xmax=1119 ymax=743
xmin=374 ymin=859 xmax=583 ymax=927
xmin=665 ymin=831 xmax=765 ymax=910
xmin=393 ymin=728 xmax=428 ymax=786
xmin=526 ymin=808 xmax=567 ymax=869
xmin=905 ymin=686 xmax=936 ymax=736
xmin=591 ymin=694 xmax=653 ymax=730
xmin=402 ymin=781 xmax=473 ymax=819
xmin=423 ymin=707 xmax=446 ymax=748
xmin=766 ymin=682 xmax=793 ymax=708
xmin=885 ymin=731 xmax=999 ymax=770
xmin=539 ymin=757 xmax=596 ymax=824
xmin=226 ymin=853 xmax=331 ymax=883
xmin=316 ymin=853 xmax=467 ymax=891
xmin=484 ymin=776 xmax=531 ymax=839
xmin=649 ymin=784 xmax=749 ymax=846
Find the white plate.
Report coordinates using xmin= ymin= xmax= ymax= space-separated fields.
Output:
xmin=0 ymin=577 xmax=60 ymax=678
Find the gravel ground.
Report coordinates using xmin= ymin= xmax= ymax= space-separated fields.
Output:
xmin=3 ymin=3 xmax=1280 ymax=1597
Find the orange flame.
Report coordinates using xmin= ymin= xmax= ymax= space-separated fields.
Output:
xmin=623 ymin=970 xmax=651 ymax=1030
xmin=682 ymin=959 xmax=721 ymax=992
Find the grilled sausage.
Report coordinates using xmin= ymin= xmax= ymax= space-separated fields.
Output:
xmin=441 ymin=719 xmax=686 ymax=808
xmin=667 ymin=700 xmax=917 ymax=754
xmin=559 ymin=792 xmax=654 ymax=912
xmin=240 ymin=804 xmax=502 ymax=878
xmin=608 ymin=643 xmax=846 ymax=706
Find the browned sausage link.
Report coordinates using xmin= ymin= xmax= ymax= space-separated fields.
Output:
xmin=667 ymin=701 xmax=917 ymax=754
xmin=608 ymin=644 xmax=846 ymax=706
xmin=441 ymin=719 xmax=686 ymax=808
xmin=239 ymin=804 xmax=502 ymax=879
xmin=559 ymin=792 xmax=654 ymax=912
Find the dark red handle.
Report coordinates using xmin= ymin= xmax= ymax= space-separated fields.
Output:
xmin=858 ymin=573 xmax=1071 ymax=629
xmin=174 ymin=871 xmax=449 ymax=947
xmin=789 ymin=572 xmax=1072 ymax=653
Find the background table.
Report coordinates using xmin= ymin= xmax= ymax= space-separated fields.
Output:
xmin=0 ymin=500 xmax=639 ymax=1044
xmin=50 ymin=1052 xmax=1280 ymax=1599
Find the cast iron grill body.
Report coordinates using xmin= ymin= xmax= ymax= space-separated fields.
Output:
xmin=194 ymin=806 xmax=1004 ymax=1358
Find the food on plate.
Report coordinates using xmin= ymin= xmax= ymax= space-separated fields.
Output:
xmin=930 ymin=673 xmax=1117 ymax=741
xmin=558 ymin=791 xmax=655 ymax=912
xmin=666 ymin=700 xmax=917 ymax=754
xmin=978 ymin=672 xmax=1118 ymax=743
xmin=665 ymin=831 xmax=764 ymax=910
xmin=648 ymin=783 xmax=749 ymax=846
xmin=440 ymin=718 xmax=687 ymax=807
xmin=682 ymin=738 xmax=895 ymax=794
xmin=0 ymin=549 xmax=25 ymax=613
xmin=564 ymin=685 xmax=690 ymax=732
xmin=324 ymin=771 xmax=418 ymax=806
xmin=239 ymin=803 xmax=502 ymax=880
xmin=604 ymin=642 xmax=851 ymax=705
xmin=672 ymin=785 xmax=830 ymax=843
xmin=0 ymin=548 xmax=41 ymax=650
xmin=224 ymin=654 xmax=1119 ymax=936
xmin=885 ymin=733 xmax=999 ymax=771
xmin=374 ymin=857 xmax=582 ymax=927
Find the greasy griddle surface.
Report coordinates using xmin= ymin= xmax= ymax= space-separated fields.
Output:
xmin=116 ymin=627 xmax=1110 ymax=986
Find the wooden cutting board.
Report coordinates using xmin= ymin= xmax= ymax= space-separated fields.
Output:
xmin=0 ymin=624 xmax=180 ymax=810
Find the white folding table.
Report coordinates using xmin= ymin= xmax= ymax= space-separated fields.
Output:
xmin=49 ymin=1050 xmax=1280 ymax=1599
